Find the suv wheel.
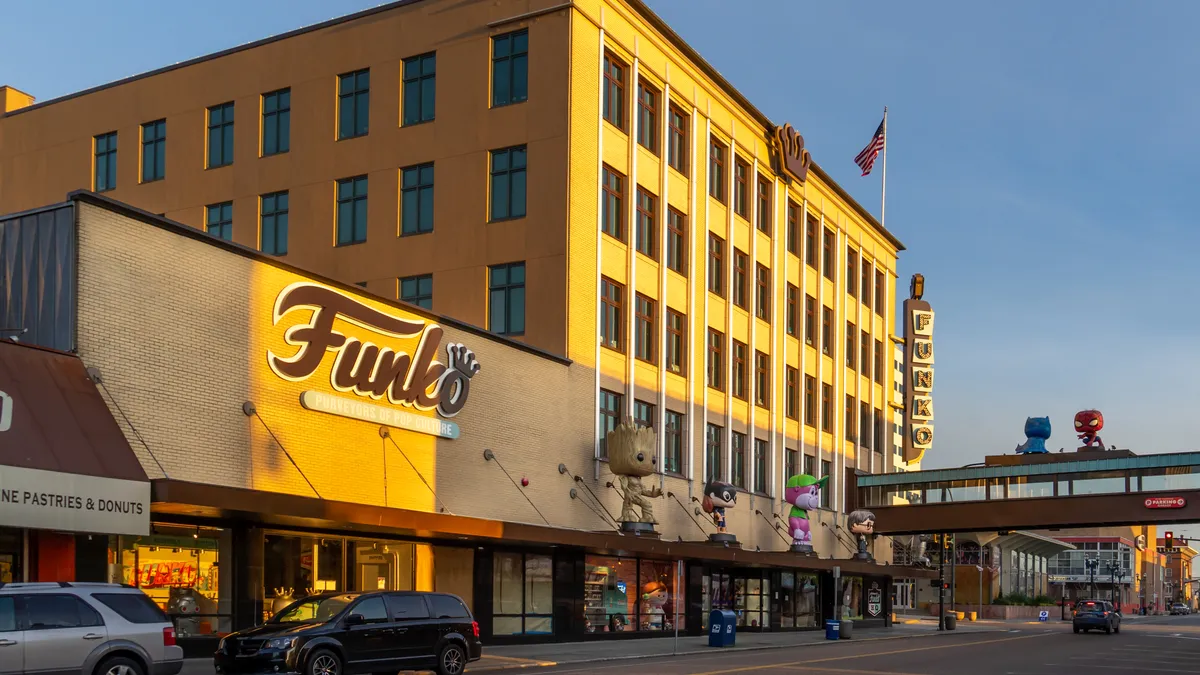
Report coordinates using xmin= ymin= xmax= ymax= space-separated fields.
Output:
xmin=306 ymin=649 xmax=342 ymax=675
xmin=97 ymin=656 xmax=145 ymax=675
xmin=438 ymin=643 xmax=466 ymax=675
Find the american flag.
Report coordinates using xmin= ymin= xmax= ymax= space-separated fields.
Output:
xmin=854 ymin=117 xmax=886 ymax=176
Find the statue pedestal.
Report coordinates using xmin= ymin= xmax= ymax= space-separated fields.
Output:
xmin=852 ymin=552 xmax=874 ymax=562
xmin=790 ymin=543 xmax=817 ymax=556
xmin=708 ymin=533 xmax=740 ymax=547
xmin=620 ymin=521 xmax=660 ymax=538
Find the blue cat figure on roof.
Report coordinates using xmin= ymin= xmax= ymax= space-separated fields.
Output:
xmin=1015 ymin=416 xmax=1051 ymax=454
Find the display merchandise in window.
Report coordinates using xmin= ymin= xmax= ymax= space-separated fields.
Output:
xmin=840 ymin=576 xmax=864 ymax=620
xmin=110 ymin=528 xmax=231 ymax=636
xmin=780 ymin=572 xmax=820 ymax=628
xmin=585 ymin=556 xmax=681 ymax=632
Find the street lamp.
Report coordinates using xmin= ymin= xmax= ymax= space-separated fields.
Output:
xmin=1105 ymin=560 xmax=1125 ymax=611
xmin=1085 ymin=557 xmax=1100 ymax=598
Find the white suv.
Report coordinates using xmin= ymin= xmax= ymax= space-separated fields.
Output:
xmin=0 ymin=582 xmax=183 ymax=675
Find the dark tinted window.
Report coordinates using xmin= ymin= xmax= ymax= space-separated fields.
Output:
xmin=0 ymin=597 xmax=14 ymax=632
xmin=21 ymin=595 xmax=103 ymax=630
xmin=349 ymin=596 xmax=388 ymax=623
xmin=92 ymin=593 xmax=169 ymax=624
xmin=386 ymin=594 xmax=430 ymax=620
xmin=428 ymin=595 xmax=470 ymax=619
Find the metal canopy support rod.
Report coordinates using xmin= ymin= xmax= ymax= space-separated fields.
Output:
xmin=242 ymin=401 xmax=320 ymax=499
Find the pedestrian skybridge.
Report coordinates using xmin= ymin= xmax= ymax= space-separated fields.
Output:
xmin=856 ymin=450 xmax=1200 ymax=535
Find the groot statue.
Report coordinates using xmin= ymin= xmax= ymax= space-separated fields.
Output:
xmin=606 ymin=420 xmax=662 ymax=524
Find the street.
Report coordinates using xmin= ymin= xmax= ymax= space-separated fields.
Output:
xmin=500 ymin=615 xmax=1200 ymax=675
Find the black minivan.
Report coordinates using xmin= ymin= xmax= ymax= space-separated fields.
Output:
xmin=213 ymin=590 xmax=481 ymax=675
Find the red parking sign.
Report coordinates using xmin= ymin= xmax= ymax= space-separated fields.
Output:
xmin=1144 ymin=497 xmax=1186 ymax=509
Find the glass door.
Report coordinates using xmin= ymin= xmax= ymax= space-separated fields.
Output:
xmin=0 ymin=528 xmax=21 ymax=583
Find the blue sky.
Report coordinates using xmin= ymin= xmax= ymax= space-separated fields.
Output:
xmin=5 ymin=2 xmax=1199 ymax=504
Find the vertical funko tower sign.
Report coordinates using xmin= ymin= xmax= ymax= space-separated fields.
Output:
xmin=902 ymin=274 xmax=934 ymax=463
xmin=267 ymin=282 xmax=481 ymax=438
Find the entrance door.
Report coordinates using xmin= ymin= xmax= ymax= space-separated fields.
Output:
xmin=0 ymin=529 xmax=22 ymax=584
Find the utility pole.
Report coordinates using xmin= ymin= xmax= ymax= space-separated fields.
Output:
xmin=949 ymin=534 xmax=956 ymax=616
xmin=937 ymin=533 xmax=946 ymax=630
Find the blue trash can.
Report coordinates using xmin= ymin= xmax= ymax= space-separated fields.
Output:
xmin=709 ymin=610 xmax=737 ymax=647
xmin=825 ymin=619 xmax=840 ymax=640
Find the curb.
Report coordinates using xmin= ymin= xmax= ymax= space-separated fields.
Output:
xmin=466 ymin=628 xmax=1008 ymax=672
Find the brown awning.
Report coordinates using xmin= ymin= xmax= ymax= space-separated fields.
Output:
xmin=0 ymin=340 xmax=147 ymax=482
xmin=151 ymin=479 xmax=934 ymax=578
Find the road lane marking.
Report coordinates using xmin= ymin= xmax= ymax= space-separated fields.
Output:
xmin=1085 ymin=666 xmax=1200 ymax=673
xmin=687 ymin=633 xmax=1054 ymax=675
xmin=780 ymin=667 xmax=924 ymax=675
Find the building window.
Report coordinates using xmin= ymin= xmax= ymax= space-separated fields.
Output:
xmin=635 ymin=188 xmax=656 ymax=259
xmin=733 ymin=158 xmax=750 ymax=218
xmin=402 ymin=53 xmax=436 ymax=126
xmin=805 ymin=214 xmax=818 ymax=268
xmin=336 ymin=175 xmax=369 ymax=245
xmin=874 ymin=409 xmax=885 ymax=452
xmin=861 ymin=330 xmax=871 ymax=376
xmin=860 ymin=401 xmax=871 ymax=450
xmin=600 ymin=165 xmax=624 ymax=240
xmin=706 ymin=424 xmax=723 ymax=481
xmin=786 ymin=201 xmax=799 ymax=254
xmin=262 ymin=88 xmax=290 ymax=156
xmin=205 ymin=202 xmax=233 ymax=241
xmin=666 ymin=309 xmax=685 ymax=375
xmin=846 ymin=395 xmax=856 ymax=442
xmin=400 ymin=274 xmax=433 ymax=310
xmin=489 ymin=262 xmax=526 ymax=336
xmin=707 ymin=329 xmax=723 ymax=391
xmin=490 ymin=145 xmax=527 ymax=220
xmin=492 ymin=29 xmax=529 ymax=107
xmin=666 ymin=208 xmax=686 ymax=275
xmin=786 ymin=367 xmax=799 ymax=420
xmin=874 ymin=340 xmax=884 ymax=384
xmin=141 ymin=119 xmax=166 ymax=182
xmin=668 ymin=105 xmax=688 ymax=175
xmin=804 ymin=295 xmax=816 ymax=346
xmin=493 ymin=552 xmax=554 ymax=635
xmin=634 ymin=400 xmax=655 ymax=429
xmin=821 ymin=306 xmax=832 ymax=356
xmin=756 ymin=178 xmax=771 ymax=234
xmin=732 ymin=340 xmax=748 ymax=400
xmin=709 ymin=140 xmax=726 ymax=203
xmin=207 ymin=102 xmax=234 ymax=168
xmin=338 ymin=69 xmax=370 ymax=139
xmin=733 ymin=249 xmax=748 ymax=309
xmin=599 ymin=389 xmax=622 ymax=458
xmin=401 ymin=162 xmax=435 ymax=235
xmin=754 ymin=439 xmax=768 ymax=494
xmin=93 ymin=132 xmax=118 ymax=192
xmin=820 ymin=460 xmax=832 ymax=507
xmin=634 ymin=294 xmax=655 ymax=363
xmin=636 ymin=80 xmax=658 ymax=152
xmin=260 ymin=191 xmax=289 ymax=256
xmin=847 ymin=249 xmax=858 ymax=297
xmin=875 ymin=270 xmax=886 ymax=316
xmin=822 ymin=228 xmax=835 ymax=281
xmin=731 ymin=432 xmax=747 ymax=489
xmin=755 ymin=263 xmax=770 ymax=322
xmin=602 ymin=52 xmax=626 ymax=129
xmin=664 ymin=411 xmax=684 ymax=474
xmin=708 ymin=233 xmax=725 ymax=297
xmin=600 ymin=277 xmax=623 ymax=351
xmin=785 ymin=448 xmax=798 ymax=481
xmin=861 ymin=260 xmax=873 ymax=310
xmin=755 ymin=351 xmax=769 ymax=409
xmin=821 ymin=383 xmax=833 ymax=433
xmin=805 ymin=454 xmax=816 ymax=478
xmin=786 ymin=284 xmax=799 ymax=336
xmin=804 ymin=375 xmax=816 ymax=427
xmin=846 ymin=323 xmax=857 ymax=369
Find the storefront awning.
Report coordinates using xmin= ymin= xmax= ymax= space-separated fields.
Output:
xmin=151 ymin=479 xmax=936 ymax=579
xmin=0 ymin=341 xmax=150 ymax=535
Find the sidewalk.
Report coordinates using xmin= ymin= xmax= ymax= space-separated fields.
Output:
xmin=182 ymin=621 xmax=998 ymax=674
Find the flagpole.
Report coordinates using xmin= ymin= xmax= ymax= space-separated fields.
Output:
xmin=880 ymin=106 xmax=888 ymax=229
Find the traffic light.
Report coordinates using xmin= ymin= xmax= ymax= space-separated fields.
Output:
xmin=1165 ymin=531 xmax=1175 ymax=549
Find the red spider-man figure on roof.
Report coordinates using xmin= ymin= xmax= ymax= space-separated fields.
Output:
xmin=1075 ymin=409 xmax=1105 ymax=448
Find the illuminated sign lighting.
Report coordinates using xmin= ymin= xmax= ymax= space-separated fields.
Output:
xmin=902 ymin=275 xmax=934 ymax=462
xmin=300 ymin=390 xmax=459 ymax=439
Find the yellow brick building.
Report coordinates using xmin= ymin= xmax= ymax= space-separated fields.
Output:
xmin=0 ymin=0 xmax=912 ymax=647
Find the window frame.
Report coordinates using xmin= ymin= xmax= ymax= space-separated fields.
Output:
xmin=861 ymin=330 xmax=871 ymax=376
xmin=731 ymin=340 xmax=748 ymax=401
xmin=756 ymin=177 xmax=771 ymax=234
xmin=821 ymin=306 xmax=832 ymax=356
xmin=399 ymin=274 xmax=434 ymax=310
xmin=753 ymin=438 xmax=768 ymax=494
xmin=600 ymin=277 xmax=624 ymax=353
xmin=262 ymin=88 xmax=291 ymax=156
xmin=705 ymin=423 xmax=723 ymax=482
xmin=847 ymin=248 xmax=858 ymax=297
xmin=636 ymin=79 xmax=659 ymax=153
xmin=805 ymin=214 xmax=818 ymax=268
xmin=821 ymin=383 xmax=833 ymax=433
xmin=875 ymin=270 xmax=886 ymax=316
xmin=667 ymin=104 xmax=689 ymax=175
xmin=490 ymin=145 xmax=528 ymax=221
xmin=488 ymin=261 xmax=526 ymax=336
xmin=786 ymin=201 xmax=800 ymax=255
xmin=707 ymin=328 xmax=724 ymax=392
xmin=205 ymin=201 xmax=233 ymax=241
xmin=400 ymin=162 xmax=435 ymax=235
xmin=492 ymin=29 xmax=529 ymax=107
xmin=732 ymin=249 xmax=748 ymax=310
xmin=822 ymin=228 xmax=835 ymax=281
xmin=599 ymin=388 xmax=623 ymax=458
xmin=206 ymin=102 xmax=235 ymax=169
xmin=804 ymin=375 xmax=816 ymax=427
xmin=666 ymin=207 xmax=687 ymax=275
xmin=861 ymin=259 xmax=873 ymax=310
xmin=336 ymin=175 xmax=369 ymax=246
xmin=665 ymin=309 xmax=686 ymax=375
xmin=140 ymin=119 xmax=166 ymax=183
xmin=635 ymin=188 xmax=657 ymax=259
xmin=260 ymin=190 xmax=289 ymax=256
xmin=733 ymin=158 xmax=750 ymax=218
xmin=664 ymin=410 xmax=685 ymax=475
xmin=754 ymin=350 xmax=769 ymax=409
xmin=402 ymin=52 xmax=437 ymax=126
xmin=338 ymin=68 xmax=371 ymax=140
xmin=708 ymin=233 xmax=725 ymax=297
xmin=634 ymin=293 xmax=656 ymax=364
xmin=874 ymin=339 xmax=884 ymax=384
xmin=601 ymin=164 xmax=625 ymax=241
xmin=846 ymin=395 xmax=857 ymax=442
xmin=93 ymin=131 xmax=118 ymax=192
xmin=755 ymin=263 xmax=770 ymax=322
xmin=804 ymin=295 xmax=816 ymax=346
xmin=846 ymin=322 xmax=857 ymax=370
xmin=602 ymin=52 xmax=627 ymax=130
xmin=785 ymin=366 xmax=799 ymax=420
xmin=708 ymin=139 xmax=726 ymax=203
xmin=731 ymin=431 xmax=747 ymax=489
xmin=860 ymin=400 xmax=871 ymax=450
xmin=786 ymin=284 xmax=798 ymax=336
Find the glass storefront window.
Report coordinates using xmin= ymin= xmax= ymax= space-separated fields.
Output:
xmin=637 ymin=559 xmax=682 ymax=632
xmin=586 ymin=556 xmax=683 ymax=633
xmin=264 ymin=534 xmax=345 ymax=621
xmin=780 ymin=572 xmax=820 ymax=628
xmin=348 ymin=539 xmax=415 ymax=592
xmin=110 ymin=526 xmax=232 ymax=636
xmin=839 ymin=576 xmax=864 ymax=621
xmin=734 ymin=575 xmax=770 ymax=628
xmin=492 ymin=552 xmax=553 ymax=635
xmin=0 ymin=528 xmax=21 ymax=583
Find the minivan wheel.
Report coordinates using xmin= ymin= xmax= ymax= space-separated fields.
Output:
xmin=306 ymin=649 xmax=342 ymax=675
xmin=97 ymin=656 xmax=145 ymax=675
xmin=438 ymin=643 xmax=466 ymax=675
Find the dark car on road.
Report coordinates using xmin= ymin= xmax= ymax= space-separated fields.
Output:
xmin=1072 ymin=599 xmax=1120 ymax=634
xmin=213 ymin=590 xmax=481 ymax=675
